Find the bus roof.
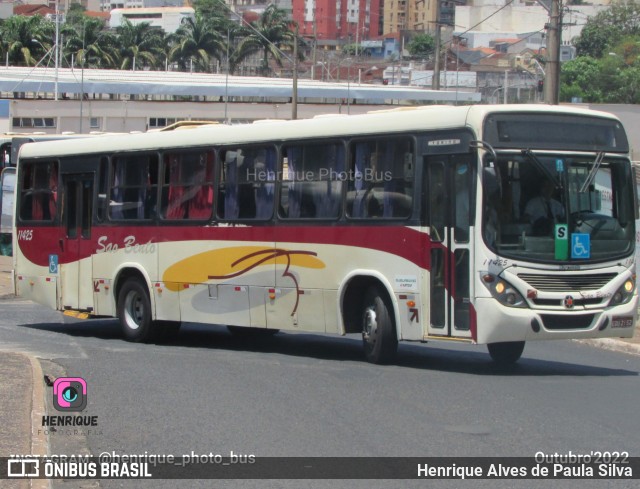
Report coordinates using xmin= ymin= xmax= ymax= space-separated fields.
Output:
xmin=18 ymin=104 xmax=624 ymax=160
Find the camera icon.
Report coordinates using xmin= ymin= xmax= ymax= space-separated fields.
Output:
xmin=53 ymin=377 xmax=87 ymax=412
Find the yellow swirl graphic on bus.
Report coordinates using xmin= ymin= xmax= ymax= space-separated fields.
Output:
xmin=162 ymin=246 xmax=325 ymax=292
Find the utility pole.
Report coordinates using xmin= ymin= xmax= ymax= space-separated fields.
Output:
xmin=432 ymin=1 xmax=441 ymax=90
xmin=311 ymin=18 xmax=317 ymax=80
xmin=544 ymin=0 xmax=561 ymax=104
xmin=292 ymin=25 xmax=298 ymax=120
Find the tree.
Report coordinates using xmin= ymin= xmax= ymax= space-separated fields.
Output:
xmin=192 ymin=0 xmax=235 ymax=31
xmin=407 ymin=34 xmax=435 ymax=58
xmin=560 ymin=56 xmax=604 ymax=102
xmin=62 ymin=16 xmax=117 ymax=69
xmin=573 ymin=1 xmax=640 ymax=57
xmin=230 ymin=5 xmax=300 ymax=76
xmin=0 ymin=15 xmax=54 ymax=66
xmin=169 ymin=13 xmax=226 ymax=72
xmin=114 ymin=19 xmax=165 ymax=70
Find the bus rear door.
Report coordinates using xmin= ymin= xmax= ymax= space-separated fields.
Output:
xmin=61 ymin=173 xmax=95 ymax=311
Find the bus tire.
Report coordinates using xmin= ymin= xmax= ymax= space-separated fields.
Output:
xmin=361 ymin=286 xmax=398 ymax=364
xmin=487 ymin=341 xmax=525 ymax=365
xmin=117 ymin=278 xmax=154 ymax=342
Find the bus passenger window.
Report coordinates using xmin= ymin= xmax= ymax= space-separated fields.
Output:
xmin=161 ymin=150 xmax=214 ymax=221
xmin=109 ymin=154 xmax=159 ymax=220
xmin=19 ymin=161 xmax=58 ymax=222
xmin=217 ymin=146 xmax=275 ymax=220
xmin=280 ymin=142 xmax=344 ymax=219
xmin=347 ymin=138 xmax=414 ymax=219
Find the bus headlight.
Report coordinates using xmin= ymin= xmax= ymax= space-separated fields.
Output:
xmin=481 ymin=273 xmax=527 ymax=308
xmin=609 ymin=279 xmax=636 ymax=307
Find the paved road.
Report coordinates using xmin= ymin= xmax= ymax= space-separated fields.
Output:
xmin=1 ymin=297 xmax=639 ymax=488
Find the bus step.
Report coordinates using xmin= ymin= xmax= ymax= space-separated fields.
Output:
xmin=63 ymin=310 xmax=92 ymax=320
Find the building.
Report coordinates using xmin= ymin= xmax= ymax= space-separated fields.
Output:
xmin=100 ymin=0 xmax=183 ymax=12
xmin=109 ymin=7 xmax=195 ymax=33
xmin=292 ymin=0 xmax=382 ymax=49
xmin=455 ymin=0 xmax=608 ymax=48
xmin=383 ymin=0 xmax=438 ymax=35
xmin=227 ymin=0 xmax=292 ymax=16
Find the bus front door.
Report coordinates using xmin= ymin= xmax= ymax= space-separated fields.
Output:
xmin=61 ymin=173 xmax=94 ymax=311
xmin=427 ymin=156 xmax=473 ymax=339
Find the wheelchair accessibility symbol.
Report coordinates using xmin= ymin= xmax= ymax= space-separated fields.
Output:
xmin=571 ymin=233 xmax=590 ymax=259
xmin=49 ymin=254 xmax=58 ymax=274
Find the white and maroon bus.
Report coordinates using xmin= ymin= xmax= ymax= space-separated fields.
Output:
xmin=12 ymin=105 xmax=638 ymax=364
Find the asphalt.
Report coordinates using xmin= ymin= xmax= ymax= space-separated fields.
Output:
xmin=0 ymin=253 xmax=639 ymax=469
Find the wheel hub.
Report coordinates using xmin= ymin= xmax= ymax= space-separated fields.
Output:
xmin=362 ymin=307 xmax=377 ymax=341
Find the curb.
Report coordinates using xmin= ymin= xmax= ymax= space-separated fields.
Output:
xmin=575 ymin=338 xmax=640 ymax=356
xmin=27 ymin=354 xmax=50 ymax=489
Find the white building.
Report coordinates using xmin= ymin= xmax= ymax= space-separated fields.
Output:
xmin=109 ymin=7 xmax=195 ymax=33
xmin=455 ymin=0 xmax=608 ymax=48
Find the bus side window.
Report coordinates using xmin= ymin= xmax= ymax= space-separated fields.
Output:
xmin=280 ymin=142 xmax=344 ymax=219
xmin=347 ymin=138 xmax=413 ymax=219
xmin=19 ymin=161 xmax=58 ymax=222
xmin=109 ymin=154 xmax=158 ymax=220
xmin=217 ymin=146 xmax=275 ymax=221
xmin=161 ymin=150 xmax=214 ymax=221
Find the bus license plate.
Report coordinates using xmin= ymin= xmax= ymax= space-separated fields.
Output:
xmin=611 ymin=316 xmax=634 ymax=329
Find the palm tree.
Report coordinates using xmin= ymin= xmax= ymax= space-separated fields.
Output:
xmin=0 ymin=15 xmax=54 ymax=66
xmin=114 ymin=19 xmax=164 ymax=70
xmin=62 ymin=16 xmax=118 ymax=69
xmin=230 ymin=5 xmax=300 ymax=76
xmin=168 ymin=13 xmax=226 ymax=72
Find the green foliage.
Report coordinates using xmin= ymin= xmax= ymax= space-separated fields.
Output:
xmin=169 ymin=12 xmax=226 ymax=72
xmin=0 ymin=15 xmax=54 ymax=66
xmin=563 ymin=3 xmax=640 ymax=103
xmin=560 ymin=48 xmax=640 ymax=103
xmin=115 ymin=19 xmax=165 ymax=70
xmin=573 ymin=1 xmax=640 ymax=57
xmin=1 ymin=8 xmax=300 ymax=75
xmin=230 ymin=5 xmax=301 ymax=76
xmin=407 ymin=34 xmax=435 ymax=57
xmin=62 ymin=16 xmax=117 ymax=69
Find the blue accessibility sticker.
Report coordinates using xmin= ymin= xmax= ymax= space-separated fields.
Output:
xmin=571 ymin=233 xmax=590 ymax=259
xmin=49 ymin=254 xmax=58 ymax=274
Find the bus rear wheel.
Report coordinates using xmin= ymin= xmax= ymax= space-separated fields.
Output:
xmin=487 ymin=341 xmax=525 ymax=365
xmin=361 ymin=286 xmax=398 ymax=364
xmin=117 ymin=278 xmax=154 ymax=342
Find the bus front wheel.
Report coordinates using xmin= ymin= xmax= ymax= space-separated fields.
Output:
xmin=361 ymin=286 xmax=398 ymax=364
xmin=117 ymin=278 xmax=154 ymax=342
xmin=487 ymin=341 xmax=525 ymax=365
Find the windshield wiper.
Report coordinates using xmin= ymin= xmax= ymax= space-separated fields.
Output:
xmin=521 ymin=149 xmax=562 ymax=189
xmin=579 ymin=151 xmax=605 ymax=193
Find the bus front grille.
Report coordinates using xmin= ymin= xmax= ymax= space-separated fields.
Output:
xmin=517 ymin=273 xmax=617 ymax=292
xmin=540 ymin=314 xmax=595 ymax=330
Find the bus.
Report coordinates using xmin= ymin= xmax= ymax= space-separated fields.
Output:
xmin=2 ymin=134 xmax=113 ymax=256
xmin=12 ymin=104 xmax=638 ymax=364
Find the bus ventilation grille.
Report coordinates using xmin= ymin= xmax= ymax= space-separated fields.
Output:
xmin=540 ymin=314 xmax=595 ymax=330
xmin=517 ymin=273 xmax=617 ymax=292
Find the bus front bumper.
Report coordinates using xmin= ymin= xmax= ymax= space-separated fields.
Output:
xmin=473 ymin=296 xmax=638 ymax=345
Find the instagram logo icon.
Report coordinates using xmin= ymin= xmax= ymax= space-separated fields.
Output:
xmin=53 ymin=377 xmax=87 ymax=412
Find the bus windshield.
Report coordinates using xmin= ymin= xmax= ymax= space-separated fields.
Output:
xmin=483 ymin=152 xmax=635 ymax=262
